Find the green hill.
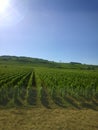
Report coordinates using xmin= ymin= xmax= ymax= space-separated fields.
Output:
xmin=0 ymin=55 xmax=98 ymax=70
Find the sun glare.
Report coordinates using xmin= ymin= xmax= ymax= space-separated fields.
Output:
xmin=0 ymin=0 xmax=28 ymax=27
xmin=0 ymin=0 xmax=10 ymax=14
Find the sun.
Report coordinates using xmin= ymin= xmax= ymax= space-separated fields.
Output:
xmin=0 ymin=0 xmax=28 ymax=27
xmin=0 ymin=0 xmax=10 ymax=14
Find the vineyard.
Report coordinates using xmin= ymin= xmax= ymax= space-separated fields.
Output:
xmin=0 ymin=66 xmax=98 ymax=110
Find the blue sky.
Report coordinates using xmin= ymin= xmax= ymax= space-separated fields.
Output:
xmin=0 ymin=0 xmax=98 ymax=64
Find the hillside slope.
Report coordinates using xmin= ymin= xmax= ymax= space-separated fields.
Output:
xmin=0 ymin=55 xmax=98 ymax=70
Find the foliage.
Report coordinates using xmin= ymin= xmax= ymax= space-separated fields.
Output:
xmin=0 ymin=64 xmax=98 ymax=110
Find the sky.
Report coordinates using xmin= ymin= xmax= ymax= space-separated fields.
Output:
xmin=0 ymin=0 xmax=98 ymax=65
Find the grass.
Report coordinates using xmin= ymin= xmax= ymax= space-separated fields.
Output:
xmin=0 ymin=107 xmax=98 ymax=130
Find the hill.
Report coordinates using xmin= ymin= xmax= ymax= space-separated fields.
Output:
xmin=0 ymin=55 xmax=98 ymax=70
